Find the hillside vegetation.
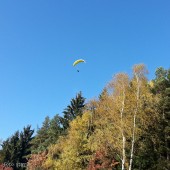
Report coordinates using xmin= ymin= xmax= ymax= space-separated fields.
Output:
xmin=0 ymin=64 xmax=170 ymax=170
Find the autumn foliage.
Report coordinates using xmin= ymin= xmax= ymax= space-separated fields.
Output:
xmin=0 ymin=64 xmax=170 ymax=170
xmin=0 ymin=164 xmax=13 ymax=170
xmin=27 ymin=152 xmax=47 ymax=170
xmin=88 ymin=150 xmax=119 ymax=170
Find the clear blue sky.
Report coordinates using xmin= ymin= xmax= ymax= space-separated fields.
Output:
xmin=0 ymin=0 xmax=170 ymax=140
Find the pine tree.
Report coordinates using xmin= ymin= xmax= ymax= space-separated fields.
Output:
xmin=48 ymin=114 xmax=64 ymax=144
xmin=133 ymin=67 xmax=170 ymax=170
xmin=0 ymin=126 xmax=34 ymax=170
xmin=31 ymin=116 xmax=50 ymax=153
xmin=61 ymin=92 xmax=85 ymax=130
xmin=19 ymin=125 xmax=34 ymax=163
xmin=2 ymin=131 xmax=20 ymax=170
xmin=151 ymin=67 xmax=170 ymax=169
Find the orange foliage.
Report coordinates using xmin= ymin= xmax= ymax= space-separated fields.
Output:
xmin=27 ymin=152 xmax=47 ymax=170
xmin=0 ymin=164 xmax=13 ymax=170
xmin=88 ymin=150 xmax=119 ymax=170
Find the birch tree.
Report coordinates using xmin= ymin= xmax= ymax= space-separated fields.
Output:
xmin=108 ymin=73 xmax=129 ymax=170
xmin=128 ymin=64 xmax=148 ymax=170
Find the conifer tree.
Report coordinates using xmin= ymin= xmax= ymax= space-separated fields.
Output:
xmin=19 ymin=125 xmax=34 ymax=163
xmin=151 ymin=67 xmax=170 ymax=169
xmin=61 ymin=92 xmax=85 ymax=130
xmin=48 ymin=114 xmax=64 ymax=143
xmin=31 ymin=116 xmax=50 ymax=153
xmin=31 ymin=115 xmax=64 ymax=154
xmin=0 ymin=126 xmax=34 ymax=170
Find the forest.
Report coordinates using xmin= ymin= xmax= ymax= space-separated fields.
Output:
xmin=0 ymin=64 xmax=170 ymax=170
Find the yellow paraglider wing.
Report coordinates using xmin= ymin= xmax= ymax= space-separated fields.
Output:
xmin=73 ymin=59 xmax=85 ymax=66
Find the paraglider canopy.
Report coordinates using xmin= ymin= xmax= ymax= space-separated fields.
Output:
xmin=73 ymin=59 xmax=86 ymax=66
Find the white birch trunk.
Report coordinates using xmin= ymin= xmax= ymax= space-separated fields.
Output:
xmin=120 ymin=87 xmax=126 ymax=170
xmin=122 ymin=135 xmax=126 ymax=170
xmin=129 ymin=113 xmax=136 ymax=170
xmin=129 ymin=74 xmax=140 ymax=170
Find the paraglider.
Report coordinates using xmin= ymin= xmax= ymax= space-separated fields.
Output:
xmin=73 ymin=59 xmax=86 ymax=72
xmin=73 ymin=59 xmax=86 ymax=66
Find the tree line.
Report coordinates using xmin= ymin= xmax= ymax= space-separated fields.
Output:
xmin=0 ymin=64 xmax=169 ymax=170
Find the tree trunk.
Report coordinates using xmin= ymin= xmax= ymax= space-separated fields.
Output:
xmin=122 ymin=135 xmax=126 ymax=170
xmin=129 ymin=74 xmax=140 ymax=170
xmin=129 ymin=113 xmax=136 ymax=170
xmin=120 ymin=88 xmax=126 ymax=170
